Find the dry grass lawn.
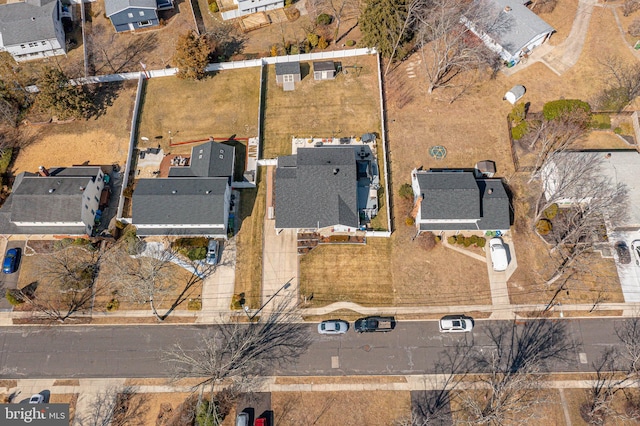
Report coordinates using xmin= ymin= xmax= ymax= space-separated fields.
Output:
xmin=12 ymin=82 xmax=137 ymax=174
xmin=136 ymin=68 xmax=260 ymax=152
xmin=272 ymin=391 xmax=411 ymax=426
xmin=262 ymin=55 xmax=381 ymax=158
xmin=563 ymin=388 xmax=640 ymax=425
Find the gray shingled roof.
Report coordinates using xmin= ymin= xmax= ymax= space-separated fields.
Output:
xmin=486 ymin=0 xmax=554 ymax=56
xmin=417 ymin=172 xmax=480 ymax=220
xmin=168 ymin=141 xmax=235 ymax=178
xmin=105 ymin=0 xmax=156 ymax=17
xmin=275 ymin=62 xmax=300 ymax=76
xmin=0 ymin=0 xmax=59 ymax=46
xmin=313 ymin=61 xmax=334 ymax=72
xmin=10 ymin=175 xmax=97 ymax=223
xmin=275 ymin=147 xmax=358 ymax=229
xmin=132 ymin=178 xmax=228 ymax=226
xmin=416 ymin=171 xmax=510 ymax=231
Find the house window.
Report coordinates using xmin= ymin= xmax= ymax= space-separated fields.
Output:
xmin=283 ymin=74 xmax=294 ymax=83
xmin=20 ymin=45 xmax=25 ymax=49
xmin=91 ymin=209 xmax=95 ymax=215
xmin=128 ymin=12 xmax=134 ymax=17
xmin=95 ymin=196 xmax=99 ymax=202
xmin=41 ymin=41 xmax=47 ymax=46
xmin=85 ymin=205 xmax=89 ymax=210
xmin=139 ymin=11 xmax=145 ymax=16
xmin=139 ymin=20 xmax=151 ymax=26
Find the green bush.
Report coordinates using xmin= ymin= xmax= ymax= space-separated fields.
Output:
xmin=316 ymin=13 xmax=332 ymax=25
xmin=476 ymin=237 xmax=486 ymax=248
xmin=174 ymin=237 xmax=208 ymax=249
xmin=508 ymin=103 xmax=526 ymax=125
xmin=455 ymin=235 xmax=465 ymax=245
xmin=469 ymin=235 xmax=478 ymax=245
xmin=346 ymin=40 xmax=356 ymax=47
xmin=614 ymin=126 xmax=623 ymax=134
xmin=318 ymin=36 xmax=328 ymax=50
xmin=0 ymin=148 xmax=13 ymax=174
xmin=542 ymin=99 xmax=591 ymax=121
xmin=5 ymin=289 xmax=24 ymax=306
xmin=447 ymin=236 xmax=456 ymax=245
xmin=536 ymin=219 xmax=553 ymax=235
xmin=462 ymin=237 xmax=473 ymax=247
xmin=435 ymin=235 xmax=441 ymax=243
xmin=399 ymin=183 xmax=414 ymax=200
xmin=230 ymin=293 xmax=245 ymax=310
xmin=511 ymin=121 xmax=529 ymax=140
xmin=195 ymin=400 xmax=215 ymax=426
xmin=543 ymin=203 xmax=559 ymax=220
xmin=405 ymin=217 xmax=415 ymax=226
xmin=307 ymin=33 xmax=319 ymax=48
xmin=590 ymin=113 xmax=611 ymax=129
xmin=106 ymin=298 xmax=119 ymax=312
xmin=188 ymin=298 xmax=202 ymax=310
xmin=208 ymin=2 xmax=219 ymax=12
xmin=185 ymin=247 xmax=207 ymax=261
xmin=72 ymin=238 xmax=90 ymax=245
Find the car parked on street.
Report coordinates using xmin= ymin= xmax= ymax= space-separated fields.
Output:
xmin=439 ymin=315 xmax=474 ymax=333
xmin=489 ymin=238 xmax=508 ymax=272
xmin=2 ymin=248 xmax=18 ymax=274
xmin=29 ymin=394 xmax=44 ymax=404
xmin=354 ymin=316 xmax=396 ymax=333
xmin=632 ymin=240 xmax=640 ymax=266
xmin=615 ymin=241 xmax=631 ymax=264
xmin=317 ymin=320 xmax=349 ymax=335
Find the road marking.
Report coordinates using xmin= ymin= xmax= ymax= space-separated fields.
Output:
xmin=579 ymin=353 xmax=588 ymax=364
xmin=331 ymin=356 xmax=339 ymax=369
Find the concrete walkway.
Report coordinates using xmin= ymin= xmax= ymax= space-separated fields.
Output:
xmin=260 ymin=220 xmax=298 ymax=313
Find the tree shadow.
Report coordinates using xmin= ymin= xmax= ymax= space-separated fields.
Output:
xmin=89 ymin=82 xmax=124 ymax=119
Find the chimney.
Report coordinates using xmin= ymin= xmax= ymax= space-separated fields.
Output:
xmin=504 ymin=5 xmax=511 ymax=11
xmin=38 ymin=166 xmax=50 ymax=177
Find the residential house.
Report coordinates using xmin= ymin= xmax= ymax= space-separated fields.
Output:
xmin=275 ymin=62 xmax=301 ymax=91
xmin=132 ymin=141 xmax=235 ymax=237
xmin=0 ymin=166 xmax=105 ymax=236
xmin=0 ymin=0 xmax=66 ymax=62
xmin=275 ymin=146 xmax=377 ymax=233
xmin=463 ymin=0 xmax=554 ymax=66
xmin=313 ymin=61 xmax=335 ymax=80
xmin=220 ymin=0 xmax=283 ymax=21
xmin=411 ymin=169 xmax=510 ymax=233
xmin=105 ymin=0 xmax=173 ymax=33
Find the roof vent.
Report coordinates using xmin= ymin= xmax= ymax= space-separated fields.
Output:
xmin=504 ymin=5 xmax=511 ymax=11
xmin=205 ymin=190 xmax=211 ymax=194
xmin=79 ymin=186 xmax=85 ymax=191
xmin=488 ymin=188 xmax=493 ymax=194
xmin=219 ymin=154 xmax=224 ymax=159
xmin=220 ymin=149 xmax=224 ymax=154
xmin=31 ymin=16 xmax=36 ymax=21
xmin=172 ymin=190 xmax=177 ymax=194
xmin=333 ymin=168 xmax=339 ymax=175
xmin=48 ymin=188 xmax=55 ymax=193
xmin=605 ymin=153 xmax=612 ymax=159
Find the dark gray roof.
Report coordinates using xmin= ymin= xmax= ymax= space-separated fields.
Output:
xmin=275 ymin=62 xmax=300 ymax=76
xmin=485 ymin=0 xmax=554 ymax=56
xmin=416 ymin=172 xmax=510 ymax=231
xmin=105 ymin=0 xmax=156 ymax=17
xmin=50 ymin=166 xmax=103 ymax=177
xmin=132 ymin=178 xmax=228 ymax=226
xmin=0 ymin=0 xmax=59 ymax=46
xmin=275 ymin=147 xmax=359 ymax=229
xmin=168 ymin=141 xmax=234 ymax=178
xmin=417 ymin=172 xmax=480 ymax=220
xmin=313 ymin=61 xmax=334 ymax=72
xmin=10 ymin=175 xmax=96 ymax=223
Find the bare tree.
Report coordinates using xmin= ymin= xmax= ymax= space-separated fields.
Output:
xmin=595 ymin=54 xmax=640 ymax=111
xmin=76 ymin=386 xmax=148 ymax=426
xmin=110 ymin=240 xmax=212 ymax=321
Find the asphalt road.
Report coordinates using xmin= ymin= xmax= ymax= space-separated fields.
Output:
xmin=0 ymin=318 xmax=626 ymax=379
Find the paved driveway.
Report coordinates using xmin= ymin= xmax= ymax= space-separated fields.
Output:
xmin=609 ymin=231 xmax=640 ymax=302
xmin=0 ymin=241 xmax=25 ymax=311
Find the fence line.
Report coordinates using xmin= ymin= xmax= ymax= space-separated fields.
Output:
xmin=116 ymin=73 xmax=145 ymax=220
xmin=376 ymin=53 xmax=393 ymax=235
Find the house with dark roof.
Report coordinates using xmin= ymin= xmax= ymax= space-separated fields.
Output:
xmin=132 ymin=141 xmax=234 ymax=237
xmin=411 ymin=169 xmax=510 ymax=232
xmin=275 ymin=62 xmax=301 ymax=91
xmin=275 ymin=147 xmax=361 ymax=232
xmin=462 ymin=0 xmax=554 ymax=66
xmin=313 ymin=61 xmax=335 ymax=80
xmin=0 ymin=166 xmax=105 ymax=236
xmin=0 ymin=0 xmax=66 ymax=61
xmin=105 ymin=0 xmax=173 ymax=33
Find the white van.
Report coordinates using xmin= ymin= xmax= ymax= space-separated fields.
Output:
xmin=489 ymin=238 xmax=508 ymax=272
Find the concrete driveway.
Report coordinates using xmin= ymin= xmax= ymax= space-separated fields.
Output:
xmin=486 ymin=235 xmax=518 ymax=313
xmin=609 ymin=231 xmax=640 ymax=302
xmin=0 ymin=240 xmax=25 ymax=311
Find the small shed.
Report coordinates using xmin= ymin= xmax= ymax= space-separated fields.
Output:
xmin=475 ymin=160 xmax=497 ymax=178
xmin=275 ymin=62 xmax=301 ymax=91
xmin=313 ymin=61 xmax=335 ymax=80
xmin=504 ymin=85 xmax=526 ymax=105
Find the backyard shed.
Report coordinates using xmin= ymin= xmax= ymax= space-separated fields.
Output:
xmin=504 ymin=85 xmax=526 ymax=104
xmin=275 ymin=62 xmax=301 ymax=91
xmin=313 ymin=61 xmax=336 ymax=80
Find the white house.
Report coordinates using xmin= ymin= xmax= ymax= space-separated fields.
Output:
xmin=0 ymin=0 xmax=66 ymax=62
xmin=463 ymin=0 xmax=554 ymax=66
xmin=220 ymin=0 xmax=283 ymax=20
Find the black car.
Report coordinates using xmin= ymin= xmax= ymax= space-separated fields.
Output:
xmin=354 ymin=316 xmax=396 ymax=333
xmin=615 ymin=241 xmax=631 ymax=264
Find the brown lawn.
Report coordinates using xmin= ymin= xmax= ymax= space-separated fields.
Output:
xmin=262 ymin=55 xmax=381 ymax=158
xmin=12 ymin=81 xmax=137 ymax=174
xmin=136 ymin=69 xmax=260 ymax=153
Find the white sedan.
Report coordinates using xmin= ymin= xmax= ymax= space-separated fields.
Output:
xmin=318 ymin=320 xmax=349 ymax=335
xmin=439 ymin=315 xmax=474 ymax=333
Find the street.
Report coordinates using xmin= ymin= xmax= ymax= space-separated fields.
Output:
xmin=0 ymin=318 xmax=626 ymax=379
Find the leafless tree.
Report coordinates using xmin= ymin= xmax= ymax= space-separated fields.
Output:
xmin=414 ymin=0 xmax=501 ymax=96
xmin=110 ymin=240 xmax=212 ymax=321
xmin=615 ymin=316 xmax=640 ymax=380
xmin=76 ymin=386 xmax=148 ymax=426
xmin=534 ymin=152 xmax=628 ymax=284
xmin=595 ymin=54 xmax=640 ymax=110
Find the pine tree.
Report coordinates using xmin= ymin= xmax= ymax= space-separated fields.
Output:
xmin=360 ymin=0 xmax=411 ymax=58
xmin=37 ymin=67 xmax=92 ymax=120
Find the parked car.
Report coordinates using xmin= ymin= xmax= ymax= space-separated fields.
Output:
xmin=29 ymin=394 xmax=44 ymax=404
xmin=354 ymin=316 xmax=396 ymax=333
xmin=631 ymin=240 xmax=640 ymax=266
xmin=318 ymin=320 xmax=349 ymax=335
xmin=2 ymin=248 xmax=18 ymax=274
xmin=236 ymin=412 xmax=249 ymax=426
xmin=206 ymin=240 xmax=220 ymax=265
xmin=254 ymin=418 xmax=267 ymax=426
xmin=439 ymin=315 xmax=474 ymax=333
xmin=489 ymin=238 xmax=508 ymax=272
xmin=615 ymin=241 xmax=631 ymax=264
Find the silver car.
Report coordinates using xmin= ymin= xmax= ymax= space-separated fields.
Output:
xmin=317 ymin=320 xmax=349 ymax=335
xmin=439 ymin=315 xmax=474 ymax=333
